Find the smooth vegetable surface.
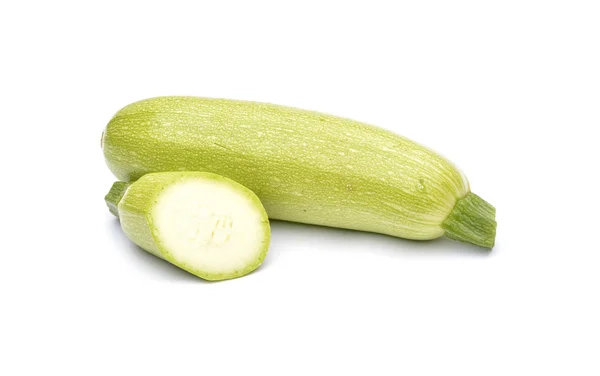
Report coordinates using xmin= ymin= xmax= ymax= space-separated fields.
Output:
xmin=103 ymin=97 xmax=496 ymax=248
xmin=105 ymin=171 xmax=271 ymax=280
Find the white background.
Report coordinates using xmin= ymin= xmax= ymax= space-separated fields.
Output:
xmin=1 ymin=1 xmax=599 ymax=375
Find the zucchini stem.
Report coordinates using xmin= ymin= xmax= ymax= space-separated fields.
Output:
xmin=442 ymin=193 xmax=497 ymax=248
xmin=105 ymin=181 xmax=131 ymax=217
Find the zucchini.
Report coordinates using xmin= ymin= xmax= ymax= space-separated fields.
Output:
xmin=105 ymin=171 xmax=271 ymax=281
xmin=102 ymin=97 xmax=496 ymax=248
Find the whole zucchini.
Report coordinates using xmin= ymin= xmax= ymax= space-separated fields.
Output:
xmin=102 ymin=97 xmax=496 ymax=248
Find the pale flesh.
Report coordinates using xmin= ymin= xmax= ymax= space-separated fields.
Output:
xmin=152 ymin=178 xmax=269 ymax=279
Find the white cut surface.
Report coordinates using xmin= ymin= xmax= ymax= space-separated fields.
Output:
xmin=152 ymin=178 xmax=266 ymax=275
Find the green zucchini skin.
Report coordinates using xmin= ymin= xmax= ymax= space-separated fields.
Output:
xmin=103 ymin=97 xmax=493 ymax=246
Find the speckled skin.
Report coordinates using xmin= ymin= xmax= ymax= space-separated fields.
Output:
xmin=103 ymin=97 xmax=471 ymax=241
